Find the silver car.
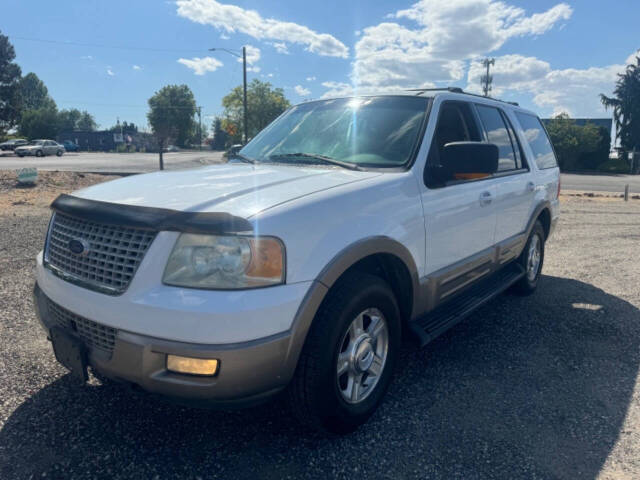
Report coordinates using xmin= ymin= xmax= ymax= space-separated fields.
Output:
xmin=15 ymin=139 xmax=65 ymax=157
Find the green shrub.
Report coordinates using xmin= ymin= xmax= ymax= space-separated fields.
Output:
xmin=598 ymin=157 xmax=630 ymax=173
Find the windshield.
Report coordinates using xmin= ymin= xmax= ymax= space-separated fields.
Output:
xmin=29 ymin=140 xmax=44 ymax=146
xmin=240 ymin=96 xmax=429 ymax=168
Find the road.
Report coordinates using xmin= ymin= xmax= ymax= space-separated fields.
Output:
xmin=1 ymin=174 xmax=640 ymax=478
xmin=0 ymin=150 xmax=225 ymax=173
xmin=561 ymin=172 xmax=640 ymax=194
xmin=1 ymin=151 xmax=638 ymax=192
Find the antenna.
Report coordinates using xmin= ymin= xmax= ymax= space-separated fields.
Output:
xmin=481 ymin=58 xmax=495 ymax=97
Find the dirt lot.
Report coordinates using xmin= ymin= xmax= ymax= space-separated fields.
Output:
xmin=1 ymin=171 xmax=639 ymax=479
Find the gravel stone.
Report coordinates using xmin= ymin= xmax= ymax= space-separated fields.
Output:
xmin=1 ymin=175 xmax=639 ymax=479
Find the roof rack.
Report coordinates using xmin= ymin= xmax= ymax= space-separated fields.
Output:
xmin=406 ymin=87 xmax=519 ymax=107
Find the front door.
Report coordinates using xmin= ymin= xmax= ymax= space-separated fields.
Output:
xmin=419 ymin=100 xmax=499 ymax=275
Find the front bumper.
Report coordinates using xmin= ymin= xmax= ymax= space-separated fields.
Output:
xmin=34 ymin=283 xmax=305 ymax=406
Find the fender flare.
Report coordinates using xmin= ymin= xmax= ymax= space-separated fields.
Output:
xmin=281 ymin=236 xmax=420 ymax=379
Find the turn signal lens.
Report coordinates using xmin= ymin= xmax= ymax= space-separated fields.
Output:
xmin=167 ymin=355 xmax=219 ymax=376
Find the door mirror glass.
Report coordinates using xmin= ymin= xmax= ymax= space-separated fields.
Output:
xmin=441 ymin=142 xmax=499 ymax=181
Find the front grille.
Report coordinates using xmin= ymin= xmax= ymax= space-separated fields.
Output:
xmin=46 ymin=298 xmax=117 ymax=356
xmin=45 ymin=212 xmax=156 ymax=294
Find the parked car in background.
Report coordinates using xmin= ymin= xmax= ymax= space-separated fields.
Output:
xmin=0 ymin=139 xmax=28 ymax=151
xmin=62 ymin=140 xmax=80 ymax=152
xmin=15 ymin=139 xmax=65 ymax=157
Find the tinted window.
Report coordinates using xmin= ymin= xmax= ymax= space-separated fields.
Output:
xmin=515 ymin=112 xmax=558 ymax=169
xmin=502 ymin=113 xmax=525 ymax=169
xmin=428 ymin=102 xmax=481 ymax=165
xmin=476 ymin=105 xmax=517 ymax=171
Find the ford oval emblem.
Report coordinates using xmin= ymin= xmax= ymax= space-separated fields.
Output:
xmin=68 ymin=238 xmax=90 ymax=256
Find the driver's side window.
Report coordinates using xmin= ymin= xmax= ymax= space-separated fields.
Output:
xmin=425 ymin=101 xmax=481 ymax=185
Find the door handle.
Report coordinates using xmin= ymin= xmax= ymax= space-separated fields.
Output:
xmin=479 ymin=191 xmax=492 ymax=206
xmin=526 ymin=181 xmax=536 ymax=192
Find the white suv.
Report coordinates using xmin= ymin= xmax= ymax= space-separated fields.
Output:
xmin=34 ymin=90 xmax=559 ymax=433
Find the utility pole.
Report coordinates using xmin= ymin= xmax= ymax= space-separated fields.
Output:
xmin=209 ymin=46 xmax=249 ymax=144
xmin=242 ymin=46 xmax=248 ymax=144
xmin=481 ymin=58 xmax=495 ymax=97
xmin=197 ymin=106 xmax=202 ymax=151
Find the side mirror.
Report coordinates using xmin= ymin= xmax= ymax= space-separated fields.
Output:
xmin=228 ymin=144 xmax=244 ymax=156
xmin=441 ymin=142 xmax=499 ymax=181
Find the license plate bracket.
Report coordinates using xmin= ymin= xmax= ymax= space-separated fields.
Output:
xmin=50 ymin=326 xmax=88 ymax=383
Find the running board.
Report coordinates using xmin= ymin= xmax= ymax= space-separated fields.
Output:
xmin=408 ymin=263 xmax=525 ymax=347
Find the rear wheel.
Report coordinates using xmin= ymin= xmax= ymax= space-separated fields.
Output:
xmin=288 ymin=272 xmax=401 ymax=434
xmin=510 ymin=220 xmax=545 ymax=295
xmin=56 ymin=149 xmax=63 ymax=156
xmin=36 ymin=150 xmax=43 ymax=157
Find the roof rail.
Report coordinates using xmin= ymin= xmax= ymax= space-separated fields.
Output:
xmin=406 ymin=87 xmax=519 ymax=106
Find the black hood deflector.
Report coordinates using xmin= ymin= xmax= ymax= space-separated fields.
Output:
xmin=51 ymin=194 xmax=253 ymax=234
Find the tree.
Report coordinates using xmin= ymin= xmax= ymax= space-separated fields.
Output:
xmin=0 ymin=31 xmax=22 ymax=136
xmin=19 ymin=107 xmax=59 ymax=139
xmin=19 ymin=72 xmax=56 ymax=111
xmin=545 ymin=113 xmax=610 ymax=171
xmin=601 ymin=53 xmax=640 ymax=173
xmin=58 ymin=108 xmax=97 ymax=132
xmin=221 ymin=79 xmax=290 ymax=145
xmin=77 ymin=111 xmax=97 ymax=131
xmin=109 ymin=121 xmax=138 ymax=134
xmin=147 ymin=84 xmax=196 ymax=169
xmin=211 ymin=117 xmax=228 ymax=150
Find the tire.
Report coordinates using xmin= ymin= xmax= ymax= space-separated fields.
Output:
xmin=36 ymin=150 xmax=43 ymax=157
xmin=510 ymin=220 xmax=545 ymax=295
xmin=56 ymin=149 xmax=63 ymax=156
xmin=18 ymin=153 xmax=24 ymax=158
xmin=288 ymin=272 xmax=401 ymax=434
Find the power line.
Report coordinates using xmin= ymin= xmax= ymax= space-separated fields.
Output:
xmin=7 ymin=35 xmax=206 ymax=54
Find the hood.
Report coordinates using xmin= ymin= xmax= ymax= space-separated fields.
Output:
xmin=72 ymin=163 xmax=382 ymax=218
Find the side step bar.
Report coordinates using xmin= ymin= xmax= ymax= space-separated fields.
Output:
xmin=408 ymin=263 xmax=525 ymax=347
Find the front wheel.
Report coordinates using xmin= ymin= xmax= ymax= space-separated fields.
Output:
xmin=35 ymin=150 xmax=43 ymax=157
xmin=510 ymin=220 xmax=545 ymax=295
xmin=288 ymin=272 xmax=401 ymax=434
xmin=56 ymin=149 xmax=63 ymax=156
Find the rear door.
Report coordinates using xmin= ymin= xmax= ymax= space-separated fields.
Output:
xmin=474 ymin=104 xmax=535 ymax=247
xmin=420 ymin=100 xmax=499 ymax=275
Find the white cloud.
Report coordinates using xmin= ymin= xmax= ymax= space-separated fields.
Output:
xmin=132 ymin=65 xmax=142 ymax=70
xmin=81 ymin=55 xmax=93 ymax=60
xmin=323 ymin=0 xmax=571 ymax=96
xmin=238 ymin=45 xmax=260 ymax=65
xmin=272 ymin=42 xmax=289 ymax=54
xmin=466 ymin=53 xmax=630 ymax=116
xmin=294 ymin=85 xmax=311 ymax=96
xmin=178 ymin=56 xmax=224 ymax=75
xmin=176 ymin=0 xmax=349 ymax=58
xmin=267 ymin=73 xmax=274 ymax=78
xmin=106 ymin=67 xmax=115 ymax=76
xmin=306 ymin=76 xmax=316 ymax=82
xmin=220 ymin=33 xmax=230 ymax=40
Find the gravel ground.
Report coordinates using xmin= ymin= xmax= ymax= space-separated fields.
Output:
xmin=1 ymin=172 xmax=639 ymax=479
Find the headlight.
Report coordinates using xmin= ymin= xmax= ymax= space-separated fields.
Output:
xmin=162 ymin=234 xmax=285 ymax=289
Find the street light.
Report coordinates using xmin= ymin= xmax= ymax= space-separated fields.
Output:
xmin=209 ymin=46 xmax=248 ymax=144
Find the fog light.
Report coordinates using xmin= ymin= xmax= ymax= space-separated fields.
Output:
xmin=167 ymin=355 xmax=219 ymax=376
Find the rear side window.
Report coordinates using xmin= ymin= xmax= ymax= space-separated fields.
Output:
xmin=475 ymin=105 xmax=517 ymax=171
xmin=515 ymin=112 xmax=558 ymax=169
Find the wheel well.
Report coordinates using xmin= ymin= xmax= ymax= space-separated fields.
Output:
xmin=537 ymin=208 xmax=551 ymax=239
xmin=333 ymin=253 xmax=413 ymax=323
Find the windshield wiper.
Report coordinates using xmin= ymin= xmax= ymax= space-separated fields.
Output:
xmin=230 ymin=152 xmax=256 ymax=164
xmin=268 ymin=152 xmax=362 ymax=171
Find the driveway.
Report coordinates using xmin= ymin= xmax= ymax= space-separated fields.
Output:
xmin=0 ymin=150 xmax=225 ymax=173
xmin=1 ymin=179 xmax=639 ymax=478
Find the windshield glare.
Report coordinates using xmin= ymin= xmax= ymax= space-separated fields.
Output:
xmin=29 ymin=141 xmax=44 ymax=145
xmin=241 ymin=96 xmax=429 ymax=168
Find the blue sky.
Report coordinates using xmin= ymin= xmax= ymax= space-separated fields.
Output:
xmin=3 ymin=0 xmax=639 ymax=130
